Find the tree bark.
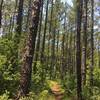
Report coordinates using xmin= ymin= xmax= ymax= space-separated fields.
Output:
xmin=33 ymin=0 xmax=44 ymax=74
xmin=40 ymin=0 xmax=49 ymax=62
xmin=90 ymin=0 xmax=94 ymax=87
xmin=15 ymin=0 xmax=24 ymax=44
xmin=82 ymin=0 xmax=88 ymax=85
xmin=17 ymin=0 xmax=42 ymax=99
xmin=76 ymin=0 xmax=83 ymax=99
xmin=0 ymin=0 xmax=3 ymax=28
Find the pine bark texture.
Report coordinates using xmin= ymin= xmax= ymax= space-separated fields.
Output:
xmin=17 ymin=0 xmax=42 ymax=98
xmin=90 ymin=0 xmax=94 ymax=87
xmin=76 ymin=0 xmax=83 ymax=99
xmin=82 ymin=0 xmax=88 ymax=85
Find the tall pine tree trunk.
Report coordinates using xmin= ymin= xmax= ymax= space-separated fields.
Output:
xmin=48 ymin=0 xmax=54 ymax=78
xmin=33 ymin=1 xmax=44 ymax=74
xmin=16 ymin=0 xmax=24 ymax=43
xmin=10 ymin=0 xmax=18 ymax=34
xmin=25 ymin=0 xmax=32 ymax=32
xmin=40 ymin=0 xmax=49 ymax=62
xmin=82 ymin=0 xmax=88 ymax=85
xmin=40 ymin=0 xmax=49 ymax=82
xmin=76 ymin=0 xmax=83 ymax=99
xmin=90 ymin=0 xmax=94 ymax=87
xmin=98 ymin=40 xmax=100 ymax=67
xmin=17 ymin=0 xmax=42 ymax=98
xmin=0 ymin=0 xmax=3 ymax=28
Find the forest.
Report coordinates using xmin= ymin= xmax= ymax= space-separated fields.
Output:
xmin=0 ymin=0 xmax=100 ymax=100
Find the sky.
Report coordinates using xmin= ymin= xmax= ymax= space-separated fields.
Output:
xmin=61 ymin=0 xmax=73 ymax=6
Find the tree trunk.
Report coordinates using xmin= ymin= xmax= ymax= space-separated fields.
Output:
xmin=25 ymin=0 xmax=32 ymax=32
xmin=98 ymin=40 xmax=100 ymax=68
xmin=15 ymin=0 xmax=24 ymax=44
xmin=0 ymin=0 xmax=3 ymax=28
xmin=48 ymin=0 xmax=54 ymax=78
xmin=17 ymin=0 xmax=42 ymax=99
xmin=51 ymin=28 xmax=56 ymax=79
xmin=40 ymin=0 xmax=49 ymax=82
xmin=76 ymin=0 xmax=83 ymax=99
xmin=90 ymin=0 xmax=94 ymax=87
xmin=10 ymin=0 xmax=18 ymax=34
xmin=82 ymin=0 xmax=88 ymax=86
xmin=40 ymin=0 xmax=49 ymax=62
xmin=33 ymin=0 xmax=44 ymax=74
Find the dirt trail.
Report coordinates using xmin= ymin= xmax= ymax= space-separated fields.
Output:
xmin=51 ymin=83 xmax=64 ymax=100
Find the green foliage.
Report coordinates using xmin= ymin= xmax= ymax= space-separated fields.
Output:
xmin=0 ymin=38 xmax=18 ymax=77
xmin=62 ymin=73 xmax=76 ymax=97
xmin=0 ymin=38 xmax=19 ymax=95
xmin=91 ymin=94 xmax=100 ymax=100
xmin=38 ymin=90 xmax=50 ymax=100
xmin=93 ymin=67 xmax=100 ymax=87
xmin=82 ymin=86 xmax=91 ymax=99
xmin=0 ymin=0 xmax=99 ymax=99
xmin=19 ymin=92 xmax=37 ymax=100
xmin=82 ymin=67 xmax=100 ymax=100
xmin=0 ymin=91 xmax=11 ymax=100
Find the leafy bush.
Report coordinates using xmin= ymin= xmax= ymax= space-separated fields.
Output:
xmin=0 ymin=91 xmax=11 ymax=100
xmin=0 ymin=38 xmax=19 ymax=96
xmin=19 ymin=92 xmax=37 ymax=100
xmin=93 ymin=67 xmax=100 ymax=87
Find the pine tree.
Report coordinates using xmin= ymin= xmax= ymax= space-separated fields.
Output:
xmin=0 ymin=0 xmax=3 ymax=28
xmin=90 ymin=0 xmax=94 ymax=87
xmin=82 ymin=0 xmax=88 ymax=85
xmin=17 ymin=0 xmax=42 ymax=98
xmin=15 ymin=0 xmax=24 ymax=44
xmin=76 ymin=0 xmax=83 ymax=99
